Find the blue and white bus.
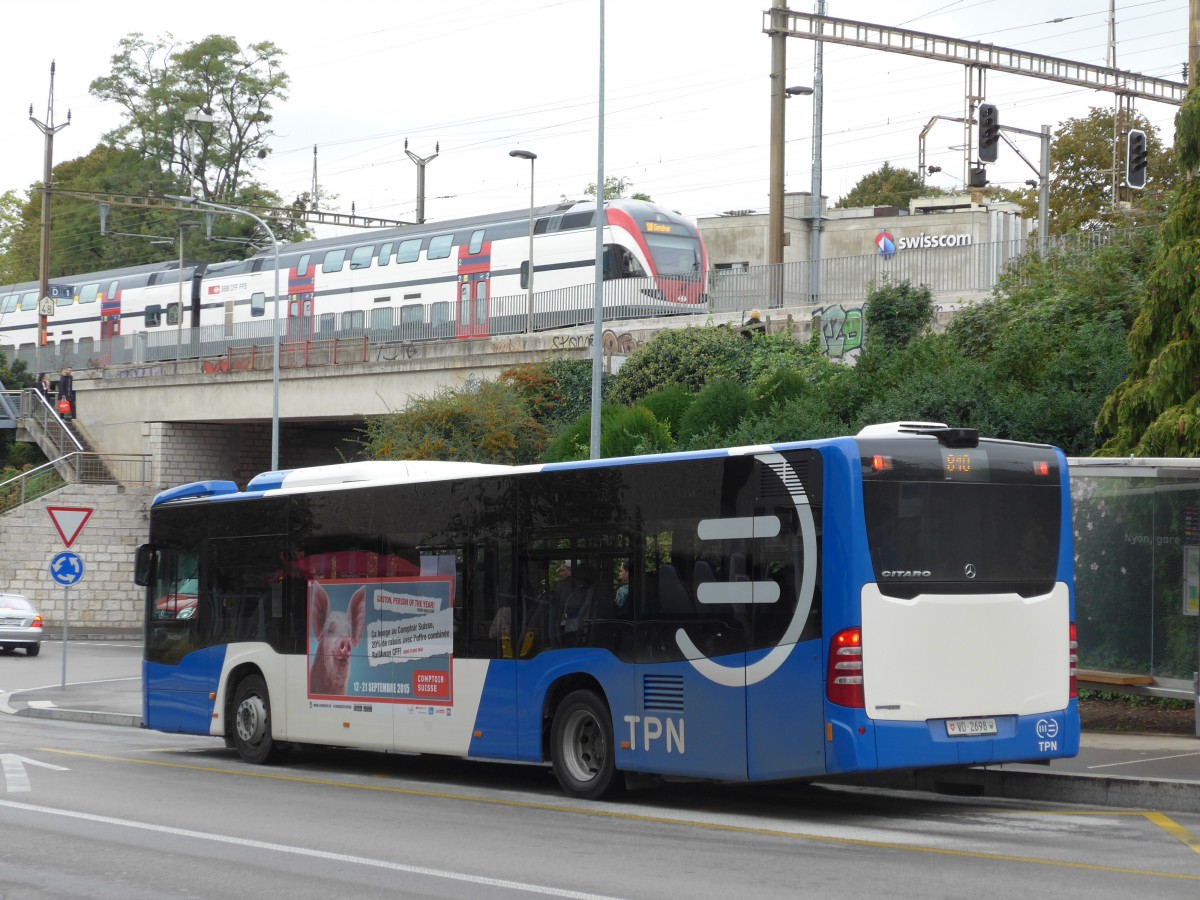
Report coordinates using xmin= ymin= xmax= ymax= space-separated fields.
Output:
xmin=137 ymin=422 xmax=1079 ymax=799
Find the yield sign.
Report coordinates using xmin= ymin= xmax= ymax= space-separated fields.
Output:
xmin=46 ymin=506 xmax=94 ymax=548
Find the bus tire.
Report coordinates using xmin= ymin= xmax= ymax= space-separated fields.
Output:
xmin=551 ymin=689 xmax=619 ymax=800
xmin=232 ymin=674 xmax=282 ymax=765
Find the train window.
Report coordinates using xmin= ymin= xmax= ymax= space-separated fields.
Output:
xmin=167 ymin=303 xmax=181 ymax=326
xmin=297 ymin=254 xmax=311 ymax=277
xmin=341 ymin=310 xmax=364 ymax=330
xmin=378 ymin=243 xmax=393 ymax=267
xmin=0 ymin=294 xmax=15 ymax=314
xmin=56 ymin=290 xmax=73 ymax=307
xmin=397 ymin=239 xmax=421 ymax=263
xmin=107 ymin=281 xmax=119 ymax=301
xmin=350 ymin=245 xmax=374 ymax=270
xmin=250 ymin=259 xmax=266 ymax=273
xmin=467 ymin=230 xmax=485 ymax=255
xmin=427 ymin=235 xmax=453 ymax=260
xmin=520 ymin=260 xmax=530 ymax=290
xmin=370 ymin=307 xmax=393 ymax=330
xmin=431 ymin=302 xmax=450 ymax=326
xmin=460 ymin=285 xmax=470 ymax=325
xmin=20 ymin=292 xmax=38 ymax=311
xmin=78 ymin=283 xmax=100 ymax=304
xmin=534 ymin=218 xmax=550 ymax=235
xmin=560 ymin=211 xmax=595 ymax=230
xmin=322 ymin=249 xmax=346 ymax=273
xmin=145 ymin=305 xmax=162 ymax=328
xmin=318 ymin=313 xmax=335 ymax=333
xmin=401 ymin=304 xmax=424 ymax=326
xmin=250 ymin=292 xmax=266 ymax=317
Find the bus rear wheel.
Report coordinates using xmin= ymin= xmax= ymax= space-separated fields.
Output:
xmin=232 ymin=674 xmax=282 ymax=765
xmin=551 ymin=690 xmax=618 ymax=800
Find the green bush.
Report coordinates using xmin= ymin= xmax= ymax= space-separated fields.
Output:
xmin=863 ymin=279 xmax=934 ymax=351
xmin=677 ymin=379 xmax=749 ymax=448
xmin=542 ymin=404 xmax=673 ymax=462
xmin=635 ymin=384 xmax=695 ymax=440
xmin=612 ymin=326 xmax=747 ymax=404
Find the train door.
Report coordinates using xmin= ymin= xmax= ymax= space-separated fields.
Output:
xmin=99 ymin=280 xmax=121 ymax=366
xmin=456 ymin=233 xmax=490 ymax=339
xmin=287 ymin=254 xmax=316 ymax=342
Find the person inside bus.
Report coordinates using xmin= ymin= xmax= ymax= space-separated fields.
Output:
xmin=557 ymin=561 xmax=595 ymax=646
xmin=613 ymin=559 xmax=630 ymax=610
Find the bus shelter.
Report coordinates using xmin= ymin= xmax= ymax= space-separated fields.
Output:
xmin=1069 ymin=457 xmax=1200 ymax=722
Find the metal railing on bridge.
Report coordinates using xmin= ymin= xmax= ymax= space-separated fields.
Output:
xmin=3 ymin=234 xmax=1121 ymax=375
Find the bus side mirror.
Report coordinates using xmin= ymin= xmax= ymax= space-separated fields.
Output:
xmin=134 ymin=545 xmax=156 ymax=587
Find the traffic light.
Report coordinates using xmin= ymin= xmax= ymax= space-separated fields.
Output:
xmin=1126 ymin=128 xmax=1148 ymax=190
xmin=977 ymin=103 xmax=1000 ymax=163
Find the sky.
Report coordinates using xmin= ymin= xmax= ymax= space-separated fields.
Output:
xmin=0 ymin=0 xmax=1190 ymax=242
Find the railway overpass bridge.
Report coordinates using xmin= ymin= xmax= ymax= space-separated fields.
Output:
xmin=20 ymin=309 xmax=758 ymax=492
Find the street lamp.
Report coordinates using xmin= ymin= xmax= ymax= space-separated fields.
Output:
xmin=785 ymin=85 xmax=813 ymax=97
xmin=165 ymin=194 xmax=281 ymax=471
xmin=509 ymin=149 xmax=537 ymax=333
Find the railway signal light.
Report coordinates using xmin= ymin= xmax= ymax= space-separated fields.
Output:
xmin=1126 ymin=128 xmax=1148 ymax=190
xmin=977 ymin=103 xmax=1000 ymax=163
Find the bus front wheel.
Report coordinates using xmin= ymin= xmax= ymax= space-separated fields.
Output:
xmin=232 ymin=674 xmax=282 ymax=765
xmin=551 ymin=690 xmax=618 ymax=800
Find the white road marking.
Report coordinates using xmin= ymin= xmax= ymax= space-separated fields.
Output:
xmin=1087 ymin=751 xmax=1200 ymax=770
xmin=0 ymin=798 xmax=629 ymax=899
xmin=0 ymin=755 xmax=69 ymax=792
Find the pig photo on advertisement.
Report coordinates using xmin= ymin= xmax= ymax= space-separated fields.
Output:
xmin=309 ymin=582 xmax=366 ymax=695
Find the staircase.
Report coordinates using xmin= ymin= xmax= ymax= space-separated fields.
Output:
xmin=0 ymin=388 xmax=153 ymax=515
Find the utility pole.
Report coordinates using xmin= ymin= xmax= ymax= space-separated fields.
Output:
xmin=809 ymin=0 xmax=825 ymax=305
xmin=768 ymin=0 xmax=788 ymax=303
xmin=405 ymin=139 xmax=439 ymax=225
xmin=1191 ymin=0 xmax=1200 ymax=87
xmin=29 ymin=61 xmax=70 ymax=348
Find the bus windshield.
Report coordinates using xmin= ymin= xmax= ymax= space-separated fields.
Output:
xmin=859 ymin=437 xmax=1062 ymax=594
xmin=644 ymin=233 xmax=702 ymax=276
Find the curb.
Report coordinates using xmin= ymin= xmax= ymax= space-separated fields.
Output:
xmin=838 ymin=765 xmax=1200 ymax=815
xmin=17 ymin=706 xmax=143 ymax=729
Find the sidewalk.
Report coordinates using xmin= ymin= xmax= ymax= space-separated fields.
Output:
xmin=5 ymin=676 xmax=1198 ymax=813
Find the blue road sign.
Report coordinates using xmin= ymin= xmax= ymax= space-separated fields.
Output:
xmin=49 ymin=551 xmax=84 ymax=586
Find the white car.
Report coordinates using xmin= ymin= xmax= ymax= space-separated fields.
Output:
xmin=0 ymin=593 xmax=44 ymax=656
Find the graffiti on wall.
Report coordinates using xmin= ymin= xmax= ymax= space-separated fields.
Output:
xmin=813 ymin=305 xmax=864 ymax=359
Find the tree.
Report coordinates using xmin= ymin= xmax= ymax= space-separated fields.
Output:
xmin=90 ymin=32 xmax=290 ymax=204
xmin=581 ymin=176 xmax=651 ymax=202
xmin=360 ymin=379 xmax=547 ymax=464
xmin=1046 ymin=106 xmax=1178 ymax=233
xmin=1095 ymin=87 xmax=1200 ymax=454
xmin=834 ymin=162 xmax=944 ymax=209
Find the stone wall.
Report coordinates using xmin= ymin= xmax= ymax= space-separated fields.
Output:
xmin=0 ymin=483 xmax=154 ymax=631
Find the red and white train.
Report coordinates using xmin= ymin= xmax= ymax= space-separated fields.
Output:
xmin=0 ymin=199 xmax=707 ymax=366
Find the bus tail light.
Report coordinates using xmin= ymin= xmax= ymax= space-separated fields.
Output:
xmin=1068 ymin=621 xmax=1077 ymax=699
xmin=827 ymin=627 xmax=864 ymax=708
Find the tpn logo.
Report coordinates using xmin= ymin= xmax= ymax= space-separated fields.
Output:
xmin=875 ymin=230 xmax=896 ymax=259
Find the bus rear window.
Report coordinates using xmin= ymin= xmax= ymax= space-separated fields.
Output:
xmin=859 ymin=438 xmax=1061 ymax=595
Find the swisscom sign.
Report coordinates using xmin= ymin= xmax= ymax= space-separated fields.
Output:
xmin=875 ymin=229 xmax=972 ymax=260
